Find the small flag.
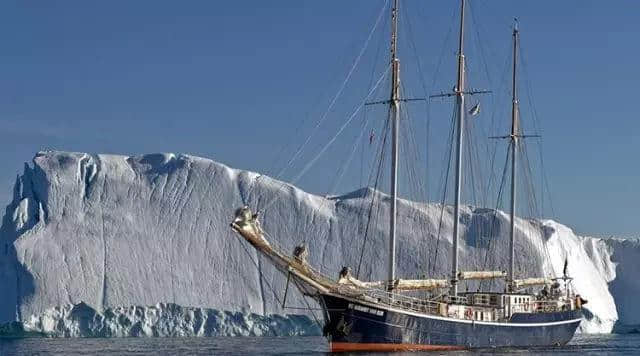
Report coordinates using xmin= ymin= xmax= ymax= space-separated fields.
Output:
xmin=469 ymin=102 xmax=480 ymax=116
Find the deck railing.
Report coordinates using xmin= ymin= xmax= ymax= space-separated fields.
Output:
xmin=358 ymin=288 xmax=443 ymax=315
xmin=346 ymin=287 xmax=574 ymax=321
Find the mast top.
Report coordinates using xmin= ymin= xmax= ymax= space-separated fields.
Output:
xmin=455 ymin=0 xmax=466 ymax=93
xmin=391 ymin=0 xmax=399 ymax=61
xmin=390 ymin=0 xmax=400 ymax=102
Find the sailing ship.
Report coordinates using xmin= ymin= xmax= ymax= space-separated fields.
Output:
xmin=231 ymin=0 xmax=583 ymax=351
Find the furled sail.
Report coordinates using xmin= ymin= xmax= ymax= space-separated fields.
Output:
xmin=513 ymin=278 xmax=550 ymax=289
xmin=393 ymin=279 xmax=450 ymax=291
xmin=337 ymin=267 xmax=386 ymax=289
xmin=337 ymin=267 xmax=449 ymax=290
xmin=458 ymin=270 xmax=506 ymax=280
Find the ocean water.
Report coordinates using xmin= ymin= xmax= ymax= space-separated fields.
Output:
xmin=1 ymin=334 xmax=639 ymax=355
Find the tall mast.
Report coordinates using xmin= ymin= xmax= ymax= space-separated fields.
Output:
xmin=508 ymin=20 xmax=519 ymax=292
xmin=451 ymin=0 xmax=466 ymax=297
xmin=388 ymin=0 xmax=400 ymax=286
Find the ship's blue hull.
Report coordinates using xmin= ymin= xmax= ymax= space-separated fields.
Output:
xmin=320 ymin=294 xmax=582 ymax=352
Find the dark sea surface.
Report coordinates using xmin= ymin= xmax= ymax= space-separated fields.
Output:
xmin=1 ymin=334 xmax=639 ymax=355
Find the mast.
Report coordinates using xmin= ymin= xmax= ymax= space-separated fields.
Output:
xmin=388 ymin=0 xmax=400 ymax=286
xmin=508 ymin=20 xmax=519 ymax=292
xmin=451 ymin=0 xmax=466 ymax=297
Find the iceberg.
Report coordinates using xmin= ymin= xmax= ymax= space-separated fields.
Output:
xmin=0 ymin=151 xmax=633 ymax=335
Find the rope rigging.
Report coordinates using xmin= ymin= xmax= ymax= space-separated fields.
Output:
xmin=326 ymin=109 xmax=374 ymax=196
xmin=478 ymin=143 xmax=512 ymax=292
xmin=356 ymin=114 xmax=390 ymax=279
xmin=273 ymin=0 xmax=389 ymax=182
xmin=519 ymin=40 xmax=555 ymax=217
xmin=428 ymin=103 xmax=457 ymax=277
xmin=239 ymin=1 xmax=560 ymax=298
xmin=259 ymin=64 xmax=392 ymax=214
xmin=243 ymin=0 xmax=390 ymax=208
xmin=231 ymin=230 xmax=326 ymax=327
xmin=475 ymin=22 xmax=559 ymax=289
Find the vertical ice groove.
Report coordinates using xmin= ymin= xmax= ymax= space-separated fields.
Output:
xmin=15 ymin=260 xmax=21 ymax=321
xmin=61 ymin=252 xmax=72 ymax=304
xmin=161 ymin=159 xmax=189 ymax=304
xmin=256 ymin=252 xmax=267 ymax=315
xmin=320 ymin=218 xmax=333 ymax=275
xmin=99 ymin=171 xmax=108 ymax=311
xmin=182 ymin=160 xmax=198 ymax=264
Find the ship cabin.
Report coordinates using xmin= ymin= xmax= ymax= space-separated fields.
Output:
xmin=455 ymin=292 xmax=538 ymax=321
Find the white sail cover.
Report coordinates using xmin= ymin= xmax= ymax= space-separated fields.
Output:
xmin=337 ymin=271 xmax=449 ymax=291
xmin=458 ymin=270 xmax=506 ymax=280
xmin=513 ymin=277 xmax=550 ymax=288
xmin=393 ymin=279 xmax=450 ymax=291
xmin=337 ymin=273 xmax=385 ymax=289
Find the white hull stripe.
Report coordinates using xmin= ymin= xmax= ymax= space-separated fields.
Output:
xmin=326 ymin=292 xmax=582 ymax=328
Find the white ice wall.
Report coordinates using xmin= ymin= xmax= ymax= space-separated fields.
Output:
xmin=606 ymin=238 xmax=640 ymax=327
xmin=0 ymin=151 xmax=629 ymax=333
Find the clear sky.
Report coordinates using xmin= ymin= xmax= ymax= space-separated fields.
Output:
xmin=0 ymin=1 xmax=638 ymax=238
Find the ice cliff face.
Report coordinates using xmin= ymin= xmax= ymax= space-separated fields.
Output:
xmin=606 ymin=238 xmax=640 ymax=328
xmin=0 ymin=151 xmax=632 ymax=334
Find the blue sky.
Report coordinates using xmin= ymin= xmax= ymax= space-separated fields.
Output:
xmin=0 ymin=1 xmax=638 ymax=238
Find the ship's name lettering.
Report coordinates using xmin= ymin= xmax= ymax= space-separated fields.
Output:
xmin=348 ymin=303 xmax=384 ymax=316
